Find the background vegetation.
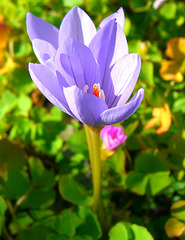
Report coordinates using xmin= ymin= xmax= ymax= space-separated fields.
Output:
xmin=0 ymin=0 xmax=185 ymax=239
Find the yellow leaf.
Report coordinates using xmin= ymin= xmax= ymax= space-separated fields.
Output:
xmin=144 ymin=118 xmax=159 ymax=130
xmin=165 ymin=218 xmax=185 ymax=238
xmin=0 ymin=16 xmax=10 ymax=50
xmin=166 ymin=37 xmax=185 ymax=62
xmin=144 ymin=103 xmax=172 ymax=135
xmin=160 ymin=60 xmax=183 ymax=83
xmin=156 ymin=103 xmax=172 ymax=134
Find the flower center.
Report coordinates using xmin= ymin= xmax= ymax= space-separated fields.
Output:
xmin=93 ymin=83 xmax=105 ymax=101
xmin=84 ymin=83 xmax=105 ymax=101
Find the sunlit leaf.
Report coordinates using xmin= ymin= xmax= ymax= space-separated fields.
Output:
xmin=171 ymin=200 xmax=185 ymax=222
xmin=0 ymin=90 xmax=17 ymax=118
xmin=165 ymin=218 xmax=185 ymax=238
xmin=159 ymin=2 xmax=177 ymax=19
xmin=144 ymin=103 xmax=172 ymax=135
xmin=29 ymin=157 xmax=55 ymax=188
xmin=109 ymin=222 xmax=128 ymax=240
xmin=59 ymin=175 xmax=93 ymax=206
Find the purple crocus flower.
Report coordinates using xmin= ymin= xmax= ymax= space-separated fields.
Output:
xmin=27 ymin=7 xmax=144 ymax=127
xmin=101 ymin=125 xmax=127 ymax=151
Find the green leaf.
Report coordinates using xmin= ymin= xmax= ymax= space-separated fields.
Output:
xmin=109 ymin=222 xmax=153 ymax=240
xmin=9 ymin=212 xmax=33 ymax=234
xmin=171 ymin=200 xmax=185 ymax=222
xmin=140 ymin=61 xmax=154 ymax=85
xmin=73 ymin=236 xmax=93 ymax=240
xmin=128 ymin=40 xmax=142 ymax=54
xmin=59 ymin=175 xmax=93 ymax=206
xmin=68 ymin=129 xmax=88 ymax=155
xmin=0 ymin=90 xmax=17 ymax=118
xmin=30 ymin=209 xmax=54 ymax=221
xmin=159 ymin=2 xmax=177 ymax=20
xmin=14 ymin=41 xmax=32 ymax=58
xmin=146 ymin=88 xmax=163 ymax=107
xmin=126 ymin=172 xmax=148 ymax=195
xmin=85 ymin=0 xmax=103 ymax=13
xmin=52 ymin=209 xmax=75 ymax=237
xmin=129 ymin=0 xmax=152 ymax=12
xmin=21 ymin=188 xmax=56 ymax=209
xmin=0 ymin=196 xmax=7 ymax=236
xmin=168 ymin=131 xmax=185 ymax=156
xmin=148 ymin=172 xmax=171 ymax=196
xmin=7 ymin=67 xmax=35 ymax=94
xmin=124 ymin=120 xmax=139 ymax=137
xmin=19 ymin=227 xmax=51 ymax=240
xmin=0 ymin=139 xmax=27 ymax=176
xmin=8 ymin=117 xmax=33 ymax=142
xmin=47 ymin=235 xmax=69 ymax=240
xmin=131 ymin=224 xmax=154 ymax=240
xmin=33 ymin=121 xmax=64 ymax=155
xmin=63 ymin=0 xmax=83 ymax=7
xmin=2 ymin=169 xmax=30 ymax=200
xmin=75 ymin=206 xmax=102 ymax=239
xmin=173 ymin=97 xmax=185 ymax=113
xmin=126 ymin=151 xmax=171 ymax=195
xmin=29 ymin=157 xmax=55 ymax=188
xmin=14 ymin=94 xmax=32 ymax=117
xmin=109 ymin=222 xmax=128 ymax=240
xmin=135 ymin=151 xmax=169 ymax=173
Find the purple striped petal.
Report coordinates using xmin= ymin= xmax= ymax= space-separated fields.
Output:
xmin=55 ymin=38 xmax=101 ymax=93
xmin=96 ymin=88 xmax=144 ymax=126
xmin=63 ymin=86 xmax=108 ymax=126
xmin=29 ymin=63 xmax=74 ymax=117
xmin=107 ymin=53 xmax=141 ymax=108
xmin=98 ymin=7 xmax=125 ymax=30
xmin=59 ymin=7 xmax=96 ymax=46
xmin=32 ymin=39 xmax=56 ymax=69
xmin=89 ymin=20 xmax=128 ymax=95
xmin=26 ymin=12 xmax=58 ymax=49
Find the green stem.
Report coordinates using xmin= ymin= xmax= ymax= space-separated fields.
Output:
xmin=7 ymin=200 xmax=22 ymax=234
xmin=89 ymin=127 xmax=101 ymax=212
xmin=84 ymin=125 xmax=94 ymax=177
xmin=84 ymin=125 xmax=102 ymax=213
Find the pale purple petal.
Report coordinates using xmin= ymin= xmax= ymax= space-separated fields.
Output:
xmin=55 ymin=38 xmax=101 ymax=93
xmin=96 ymin=88 xmax=144 ymax=126
xmin=107 ymin=53 xmax=141 ymax=108
xmin=26 ymin=12 xmax=58 ymax=49
xmin=32 ymin=39 xmax=56 ymax=69
xmin=63 ymin=86 xmax=108 ymax=126
xmin=89 ymin=20 xmax=128 ymax=95
xmin=59 ymin=7 xmax=96 ymax=46
xmin=28 ymin=63 xmax=74 ymax=117
xmin=98 ymin=7 xmax=125 ymax=30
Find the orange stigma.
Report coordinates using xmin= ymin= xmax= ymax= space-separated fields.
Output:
xmin=93 ymin=83 xmax=100 ymax=97
xmin=93 ymin=83 xmax=105 ymax=101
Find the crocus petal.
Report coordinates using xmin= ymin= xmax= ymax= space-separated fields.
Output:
xmin=89 ymin=20 xmax=128 ymax=92
xmin=63 ymin=86 xmax=108 ymax=126
xmin=55 ymin=38 xmax=101 ymax=93
xmin=29 ymin=63 xmax=74 ymax=117
xmin=98 ymin=7 xmax=125 ymax=30
xmin=59 ymin=6 xmax=96 ymax=46
xmin=26 ymin=12 xmax=58 ymax=49
xmin=96 ymin=88 xmax=144 ymax=126
xmin=107 ymin=53 xmax=141 ymax=108
xmin=32 ymin=39 xmax=56 ymax=69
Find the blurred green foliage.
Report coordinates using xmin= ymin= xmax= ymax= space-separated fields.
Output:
xmin=0 ymin=0 xmax=185 ymax=239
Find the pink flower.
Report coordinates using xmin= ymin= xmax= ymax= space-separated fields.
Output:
xmin=100 ymin=125 xmax=127 ymax=151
